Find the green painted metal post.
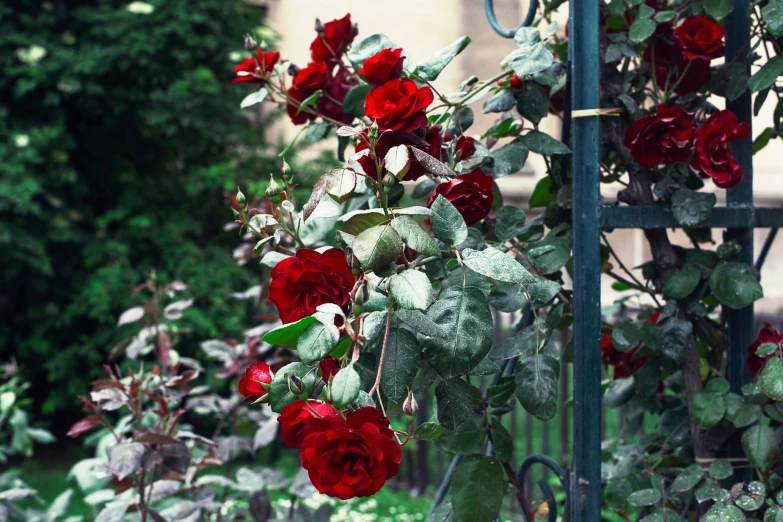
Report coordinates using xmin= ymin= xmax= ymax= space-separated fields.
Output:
xmin=569 ymin=0 xmax=602 ymax=519
xmin=725 ymin=0 xmax=754 ymax=482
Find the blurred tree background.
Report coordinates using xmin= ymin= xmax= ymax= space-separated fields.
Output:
xmin=0 ymin=0 xmax=284 ymax=427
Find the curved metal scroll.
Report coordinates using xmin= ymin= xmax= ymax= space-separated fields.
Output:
xmin=516 ymin=454 xmax=571 ymax=522
xmin=484 ymin=0 xmax=539 ymax=38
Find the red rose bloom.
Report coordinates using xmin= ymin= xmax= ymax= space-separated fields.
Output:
xmin=747 ymin=324 xmax=783 ymax=376
xmin=624 ymin=104 xmax=695 ymax=168
xmin=319 ymin=356 xmax=341 ymax=383
xmin=673 ymin=16 xmax=726 ymax=61
xmin=426 ymin=167 xmax=494 ymax=226
xmin=454 ymin=136 xmax=476 ymax=160
xmin=691 ymin=110 xmax=751 ymax=189
xmin=498 ymin=74 xmax=524 ymax=89
xmin=292 ymin=61 xmax=330 ymax=92
xmin=359 ymin=48 xmax=405 ymax=86
xmin=300 ymin=407 xmax=402 ymax=500
xmin=238 ymin=361 xmax=273 ymax=403
xmin=644 ymin=37 xmax=711 ymax=95
xmin=311 ymin=14 xmax=355 ymax=62
xmin=320 ymin=67 xmax=358 ymax=125
xmin=286 ymin=85 xmax=317 ymax=126
xmin=365 ymin=78 xmax=434 ymax=132
xmin=269 ymin=248 xmax=355 ymax=323
xmin=601 ymin=333 xmax=649 ymax=379
xmin=232 ymin=49 xmax=280 ymax=84
xmin=278 ymin=400 xmax=338 ymax=449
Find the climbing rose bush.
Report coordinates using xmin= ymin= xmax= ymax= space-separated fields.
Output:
xmin=226 ymin=3 xmax=783 ymax=520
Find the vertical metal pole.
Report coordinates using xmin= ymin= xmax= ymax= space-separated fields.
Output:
xmin=725 ymin=0 xmax=754 ymax=483
xmin=569 ymin=0 xmax=602 ymax=519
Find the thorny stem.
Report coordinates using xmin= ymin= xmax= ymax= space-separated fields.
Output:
xmin=368 ymin=300 xmax=393 ymax=397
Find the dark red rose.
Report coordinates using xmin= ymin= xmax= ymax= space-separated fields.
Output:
xmin=320 ymin=66 xmax=358 ymax=125
xmin=292 ymin=61 xmax=330 ymax=92
xmin=624 ymin=104 xmax=695 ymax=168
xmin=600 ymin=333 xmax=649 ymax=379
xmin=365 ymin=78 xmax=434 ymax=132
xmin=269 ymin=248 xmax=355 ymax=323
xmin=644 ymin=37 xmax=711 ymax=95
xmin=359 ymin=48 xmax=405 ymax=86
xmin=278 ymin=400 xmax=338 ymax=449
xmin=238 ymin=361 xmax=273 ymax=403
xmin=311 ymin=14 xmax=355 ymax=62
xmin=300 ymin=407 xmax=401 ymax=499
xmin=747 ymin=324 xmax=783 ymax=376
xmin=426 ymin=167 xmax=494 ymax=226
xmin=454 ymin=136 xmax=476 ymax=160
xmin=286 ymin=85 xmax=317 ymax=126
xmin=498 ymin=73 xmax=524 ymax=89
xmin=691 ymin=110 xmax=750 ymax=189
xmin=319 ymin=356 xmax=341 ymax=383
xmin=233 ymin=49 xmax=280 ymax=84
xmin=673 ymin=16 xmax=725 ymax=61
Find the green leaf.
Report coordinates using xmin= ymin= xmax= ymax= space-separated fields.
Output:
xmin=529 ymin=177 xmax=555 ymax=208
xmin=325 ymin=167 xmax=358 ymax=203
xmin=515 ymin=351 xmax=559 ymax=420
xmin=763 ymin=0 xmax=783 ymax=38
xmin=390 ymin=216 xmax=441 ymax=258
xmin=503 ymin=43 xmax=554 ymax=77
xmin=671 ymin=188 xmax=716 ymax=227
xmin=491 ymin=141 xmax=529 ymax=178
xmin=330 ymin=364 xmax=361 ymax=408
xmin=487 ymin=376 xmax=516 ymax=407
xmin=413 ymin=36 xmax=471 ymax=81
xmin=490 ymin=325 xmax=550 ymax=360
xmin=414 ymin=422 xmax=442 ymax=440
xmin=445 ymin=106 xmax=474 ymax=135
xmin=629 ymin=18 xmax=656 ymax=42
xmin=611 ymin=322 xmax=641 ymax=352
xmin=709 ymin=459 xmax=733 ymax=480
xmin=352 ymin=224 xmax=404 ymax=271
xmin=710 ymin=262 xmax=763 ymax=309
xmin=240 ymin=87 xmax=268 ymax=109
xmin=703 ymin=0 xmax=733 ymax=19
xmin=263 ymin=316 xmax=318 ymax=349
xmin=384 ymin=145 xmax=410 ymax=180
xmin=436 ymin=379 xmax=475 ymax=432
xmin=749 ymin=56 xmax=783 ymax=93
xmin=627 ymin=488 xmax=661 ymax=507
xmin=495 ymin=206 xmax=527 ymax=242
xmin=757 ymin=342 xmax=779 ymax=357
xmin=296 ymin=90 xmax=320 ymax=115
xmin=706 ymin=378 xmax=730 ymax=394
xmin=430 ymin=195 xmax=468 ymax=246
xmin=348 ymin=34 xmax=399 ymax=70
xmin=490 ymin=420 xmax=513 ymax=462
xmin=488 ymin=283 xmax=528 ymax=312
xmin=692 ymin=392 xmax=726 ymax=429
xmin=670 ymin=464 xmax=704 ymax=494
xmin=342 ymin=84 xmax=372 ymax=118
xmin=390 ymin=270 xmax=432 ymax=311
xmin=663 ymin=263 xmax=701 ymax=300
xmin=269 ymin=362 xmax=317 ymax=412
xmin=760 ymin=357 xmax=783 ymax=401
xmin=742 ymin=424 xmax=778 ymax=471
xmin=516 ymin=84 xmax=549 ymax=126
xmin=482 ymin=89 xmax=516 ymax=114
xmin=302 ymin=121 xmax=329 ymax=145
xmin=519 ymin=131 xmax=571 ymax=155
xmin=296 ymin=321 xmax=340 ymax=363
xmin=451 ymin=456 xmax=504 ymax=522
xmin=424 ymin=287 xmax=494 ymax=378
xmin=461 ymin=248 xmax=536 ymax=284
xmin=528 ymin=236 xmax=571 ymax=275
xmin=380 ymin=326 xmax=420 ymax=403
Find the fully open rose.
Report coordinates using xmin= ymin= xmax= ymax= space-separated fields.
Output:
xmin=268 ymin=248 xmax=355 ymax=323
xmin=672 ymin=16 xmax=725 ymax=61
xmin=232 ymin=49 xmax=280 ymax=84
xmin=624 ymin=104 xmax=695 ymax=168
xmin=310 ymin=14 xmax=355 ymax=62
xmin=691 ymin=110 xmax=751 ymax=188
xmin=299 ymin=407 xmax=402 ymax=500
xmin=359 ymin=48 xmax=404 ymax=86
xmin=364 ymin=78 xmax=434 ymax=132
xmin=426 ymin=167 xmax=494 ymax=226
xmin=278 ymin=400 xmax=338 ymax=449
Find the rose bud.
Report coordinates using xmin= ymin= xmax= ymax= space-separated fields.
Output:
xmin=238 ymin=361 xmax=273 ymax=403
xmin=382 ymin=173 xmax=396 ymax=186
xmin=350 ymin=278 xmax=369 ymax=305
xmin=288 ymin=374 xmax=304 ymax=396
xmin=402 ymin=392 xmax=418 ymax=416
xmin=266 ymin=174 xmax=282 ymax=198
xmin=287 ymin=62 xmax=300 ymax=78
xmin=314 ymin=17 xmax=324 ymax=33
xmin=244 ymin=35 xmax=257 ymax=50
xmin=235 ymin=187 xmax=246 ymax=206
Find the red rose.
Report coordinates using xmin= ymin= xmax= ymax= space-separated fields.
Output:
xmin=673 ymin=16 xmax=725 ymax=61
xmin=311 ymin=14 xmax=355 ymax=62
xmin=354 ymin=128 xmax=433 ymax=181
xmin=426 ymin=167 xmax=494 ymax=226
xmin=233 ymin=49 xmax=280 ymax=84
xmin=644 ymin=37 xmax=711 ymax=95
xmin=747 ymin=324 xmax=783 ymax=376
xmin=320 ymin=67 xmax=358 ymax=125
xmin=238 ymin=361 xmax=273 ymax=403
xmin=278 ymin=400 xmax=338 ymax=449
xmin=269 ymin=248 xmax=355 ymax=323
xmin=286 ymin=85 xmax=317 ymax=126
xmin=319 ymin=356 xmax=341 ymax=383
xmin=624 ymin=104 xmax=695 ymax=168
xmin=691 ymin=110 xmax=750 ymax=189
xmin=600 ymin=333 xmax=649 ymax=379
xmin=498 ymin=73 xmax=524 ymax=89
xmin=300 ymin=407 xmax=401 ymax=499
xmin=454 ymin=136 xmax=476 ymax=160
xmin=359 ymin=48 xmax=405 ymax=86
xmin=365 ymin=78 xmax=434 ymax=132
xmin=292 ymin=61 xmax=330 ymax=93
